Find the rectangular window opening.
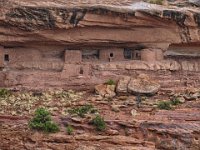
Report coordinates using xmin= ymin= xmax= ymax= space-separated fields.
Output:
xmin=124 ymin=48 xmax=141 ymax=60
xmin=4 ymin=54 xmax=9 ymax=62
xmin=124 ymin=48 xmax=132 ymax=59
xmin=82 ymin=50 xmax=99 ymax=61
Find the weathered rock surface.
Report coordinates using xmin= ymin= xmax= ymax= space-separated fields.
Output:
xmin=0 ymin=89 xmax=200 ymax=150
xmin=136 ymin=108 xmax=200 ymax=150
xmin=96 ymin=74 xmax=160 ymax=96
xmin=128 ymin=74 xmax=160 ymax=95
xmin=0 ymin=121 xmax=155 ymax=150
xmin=0 ymin=0 xmax=200 ymax=48
xmin=95 ymin=84 xmax=116 ymax=98
xmin=189 ymin=0 xmax=200 ymax=6
xmin=0 ymin=1 xmax=200 ymax=148
xmin=1 ymin=104 xmax=200 ymax=150
xmin=0 ymin=0 xmax=199 ymax=90
xmin=116 ymin=76 xmax=131 ymax=94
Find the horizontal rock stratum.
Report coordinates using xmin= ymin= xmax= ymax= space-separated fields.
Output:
xmin=0 ymin=0 xmax=200 ymax=89
xmin=0 ymin=0 xmax=200 ymax=48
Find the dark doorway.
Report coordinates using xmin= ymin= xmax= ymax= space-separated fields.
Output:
xmin=82 ymin=50 xmax=99 ymax=61
xmin=124 ymin=48 xmax=132 ymax=59
xmin=4 ymin=54 xmax=9 ymax=62
xmin=124 ymin=48 xmax=141 ymax=60
xmin=80 ymin=67 xmax=84 ymax=75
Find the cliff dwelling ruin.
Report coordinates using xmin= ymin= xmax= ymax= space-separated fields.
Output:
xmin=1 ymin=1 xmax=200 ymax=150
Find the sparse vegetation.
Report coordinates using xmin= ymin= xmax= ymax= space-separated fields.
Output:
xmin=0 ymin=89 xmax=10 ymax=98
xmin=0 ymin=90 xmax=83 ymax=116
xmin=105 ymin=79 xmax=116 ymax=85
xmin=66 ymin=125 xmax=74 ymax=135
xmin=158 ymin=97 xmax=182 ymax=110
xmin=148 ymin=0 xmax=163 ymax=5
xmin=68 ymin=104 xmax=97 ymax=118
xmin=157 ymin=101 xmax=172 ymax=110
xmin=54 ymin=90 xmax=70 ymax=98
xmin=29 ymin=108 xmax=59 ymax=133
xmin=92 ymin=115 xmax=106 ymax=131
xmin=170 ymin=98 xmax=181 ymax=106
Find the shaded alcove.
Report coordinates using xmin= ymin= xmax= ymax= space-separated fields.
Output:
xmin=165 ymin=44 xmax=200 ymax=58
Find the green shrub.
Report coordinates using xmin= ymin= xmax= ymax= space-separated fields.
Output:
xmin=29 ymin=108 xmax=59 ymax=133
xmin=66 ymin=125 xmax=74 ymax=135
xmin=105 ymin=79 xmax=116 ymax=85
xmin=68 ymin=104 xmax=96 ymax=118
xmin=92 ymin=115 xmax=106 ymax=131
xmin=43 ymin=121 xmax=60 ymax=133
xmin=170 ymin=98 xmax=181 ymax=106
xmin=0 ymin=88 xmax=10 ymax=98
xmin=148 ymin=0 xmax=163 ymax=5
xmin=157 ymin=101 xmax=172 ymax=110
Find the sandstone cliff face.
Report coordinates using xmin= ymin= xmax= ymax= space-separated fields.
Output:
xmin=0 ymin=2 xmax=200 ymax=149
xmin=0 ymin=0 xmax=199 ymax=48
xmin=0 ymin=89 xmax=200 ymax=150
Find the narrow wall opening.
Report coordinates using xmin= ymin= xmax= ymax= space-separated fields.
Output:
xmin=82 ymin=50 xmax=99 ymax=61
xmin=4 ymin=54 xmax=9 ymax=62
xmin=80 ymin=67 xmax=84 ymax=75
xmin=124 ymin=48 xmax=141 ymax=60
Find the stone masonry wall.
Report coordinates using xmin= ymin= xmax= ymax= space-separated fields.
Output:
xmin=2 ymin=46 xmax=65 ymax=71
xmin=0 ymin=45 xmax=199 ymax=90
xmin=65 ymin=50 xmax=82 ymax=63
xmin=0 ymin=46 xmax=4 ymax=68
xmin=99 ymin=48 xmax=124 ymax=62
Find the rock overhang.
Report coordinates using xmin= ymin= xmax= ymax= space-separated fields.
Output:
xmin=1 ymin=1 xmax=197 ymax=48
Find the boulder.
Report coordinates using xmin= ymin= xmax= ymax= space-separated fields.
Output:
xmin=177 ymin=96 xmax=185 ymax=103
xmin=131 ymin=109 xmax=137 ymax=117
xmin=111 ymin=105 xmax=120 ymax=112
xmin=116 ymin=76 xmax=131 ymax=94
xmin=184 ymin=93 xmax=199 ymax=101
xmin=106 ymin=129 xmax=119 ymax=135
xmin=128 ymin=74 xmax=160 ymax=95
xmin=189 ymin=0 xmax=200 ymax=6
xmin=95 ymin=84 xmax=116 ymax=98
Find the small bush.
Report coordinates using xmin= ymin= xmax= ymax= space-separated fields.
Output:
xmin=148 ymin=0 xmax=163 ymax=5
xmin=66 ymin=125 xmax=74 ymax=135
xmin=92 ymin=115 xmax=106 ymax=131
xmin=170 ymin=98 xmax=181 ymax=106
xmin=68 ymin=104 xmax=96 ymax=118
xmin=105 ymin=79 xmax=116 ymax=85
xmin=43 ymin=121 xmax=60 ymax=133
xmin=0 ymin=89 xmax=10 ymax=98
xmin=29 ymin=108 xmax=59 ymax=133
xmin=157 ymin=101 xmax=172 ymax=110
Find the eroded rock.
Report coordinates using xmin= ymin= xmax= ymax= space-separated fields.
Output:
xmin=189 ymin=0 xmax=200 ymax=6
xmin=128 ymin=74 xmax=160 ymax=95
xmin=116 ymin=76 xmax=131 ymax=94
xmin=131 ymin=109 xmax=137 ymax=117
xmin=111 ymin=105 xmax=120 ymax=112
xmin=95 ymin=84 xmax=116 ymax=98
